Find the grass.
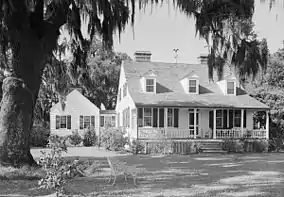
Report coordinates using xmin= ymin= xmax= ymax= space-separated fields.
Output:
xmin=1 ymin=147 xmax=284 ymax=196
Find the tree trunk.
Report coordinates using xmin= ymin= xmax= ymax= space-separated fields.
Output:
xmin=0 ymin=77 xmax=37 ymax=166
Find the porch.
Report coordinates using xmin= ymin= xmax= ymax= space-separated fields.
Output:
xmin=137 ymin=107 xmax=269 ymax=140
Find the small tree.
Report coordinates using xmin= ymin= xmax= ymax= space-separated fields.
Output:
xmin=68 ymin=130 xmax=82 ymax=146
xmin=83 ymin=127 xmax=97 ymax=147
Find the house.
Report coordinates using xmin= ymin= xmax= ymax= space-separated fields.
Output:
xmin=50 ymin=89 xmax=100 ymax=137
xmin=115 ymin=51 xmax=270 ymax=145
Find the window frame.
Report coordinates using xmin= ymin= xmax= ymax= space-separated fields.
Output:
xmin=145 ymin=78 xmax=156 ymax=93
xmin=227 ymin=81 xmax=235 ymax=95
xmin=188 ymin=79 xmax=198 ymax=93
xmin=56 ymin=115 xmax=71 ymax=129
xmin=216 ymin=110 xmax=223 ymax=128
xmin=143 ymin=108 xmax=153 ymax=127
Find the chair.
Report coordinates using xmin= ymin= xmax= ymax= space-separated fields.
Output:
xmin=106 ymin=156 xmax=141 ymax=185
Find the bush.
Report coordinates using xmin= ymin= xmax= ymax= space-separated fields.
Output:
xmin=222 ymin=139 xmax=244 ymax=153
xmin=252 ymin=139 xmax=268 ymax=153
xmin=83 ymin=127 xmax=97 ymax=147
xmin=130 ymin=140 xmax=145 ymax=154
xmin=100 ymin=128 xmax=127 ymax=151
xmin=30 ymin=126 xmax=50 ymax=147
xmin=38 ymin=135 xmax=82 ymax=196
xmin=185 ymin=142 xmax=203 ymax=154
xmin=68 ymin=130 xmax=82 ymax=146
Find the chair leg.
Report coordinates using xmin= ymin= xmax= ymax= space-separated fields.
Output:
xmin=124 ymin=173 xmax=128 ymax=184
xmin=112 ymin=175 xmax=117 ymax=186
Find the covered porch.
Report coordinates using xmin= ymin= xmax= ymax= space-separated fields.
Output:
xmin=137 ymin=107 xmax=269 ymax=140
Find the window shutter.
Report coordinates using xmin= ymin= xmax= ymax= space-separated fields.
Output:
xmin=229 ymin=110 xmax=234 ymax=128
xmin=79 ymin=115 xmax=83 ymax=129
xmin=174 ymin=109 xmax=179 ymax=128
xmin=223 ymin=110 xmax=227 ymax=128
xmin=159 ymin=108 xmax=164 ymax=127
xmin=138 ymin=108 xmax=143 ymax=127
xmin=153 ymin=108 xmax=158 ymax=127
xmin=209 ymin=111 xmax=213 ymax=129
xmin=100 ymin=116 xmax=104 ymax=127
xmin=56 ymin=115 xmax=60 ymax=129
xmin=91 ymin=116 xmax=95 ymax=128
xmin=67 ymin=115 xmax=71 ymax=129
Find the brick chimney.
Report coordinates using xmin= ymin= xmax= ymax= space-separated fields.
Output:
xmin=134 ymin=51 xmax=152 ymax=62
xmin=198 ymin=54 xmax=208 ymax=64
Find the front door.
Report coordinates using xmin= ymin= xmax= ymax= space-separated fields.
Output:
xmin=189 ymin=109 xmax=199 ymax=137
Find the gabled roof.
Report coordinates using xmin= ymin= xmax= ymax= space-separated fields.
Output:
xmin=50 ymin=89 xmax=100 ymax=114
xmin=123 ymin=60 xmax=269 ymax=110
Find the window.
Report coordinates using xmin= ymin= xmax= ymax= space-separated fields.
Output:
xmin=227 ymin=81 xmax=235 ymax=95
xmin=56 ymin=115 xmax=71 ymax=129
xmin=100 ymin=116 xmax=104 ymax=127
xmin=84 ymin=116 xmax=90 ymax=129
xmin=146 ymin=78 xmax=155 ymax=93
xmin=79 ymin=115 xmax=95 ymax=129
xmin=123 ymin=83 xmax=127 ymax=97
xmin=216 ymin=110 xmax=223 ymax=128
xmin=167 ymin=108 xmax=173 ymax=127
xmin=189 ymin=109 xmax=199 ymax=135
xmin=144 ymin=108 xmax=152 ymax=126
xmin=189 ymin=79 xmax=197 ymax=93
xmin=234 ymin=110 xmax=241 ymax=127
xmin=167 ymin=108 xmax=179 ymax=128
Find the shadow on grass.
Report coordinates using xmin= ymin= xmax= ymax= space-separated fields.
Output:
xmin=1 ymin=154 xmax=284 ymax=197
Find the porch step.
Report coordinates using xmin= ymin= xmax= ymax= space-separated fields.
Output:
xmin=199 ymin=141 xmax=226 ymax=154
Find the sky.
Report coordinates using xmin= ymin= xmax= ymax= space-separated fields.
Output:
xmin=112 ymin=0 xmax=284 ymax=64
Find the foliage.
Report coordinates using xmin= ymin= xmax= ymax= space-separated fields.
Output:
xmin=130 ymin=140 xmax=145 ymax=154
xmin=38 ymin=135 xmax=82 ymax=196
xmin=185 ymin=142 xmax=203 ymax=155
xmin=83 ymin=127 xmax=97 ymax=147
xmin=30 ymin=125 xmax=50 ymax=148
xmin=100 ymin=128 xmax=127 ymax=151
xmin=245 ymin=48 xmax=284 ymax=138
xmin=221 ymin=139 xmax=244 ymax=153
xmin=68 ymin=130 xmax=82 ymax=147
xmin=252 ymin=139 xmax=268 ymax=153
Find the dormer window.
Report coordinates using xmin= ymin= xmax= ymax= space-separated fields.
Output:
xmin=227 ymin=81 xmax=235 ymax=95
xmin=189 ymin=79 xmax=198 ymax=94
xmin=146 ymin=78 xmax=156 ymax=93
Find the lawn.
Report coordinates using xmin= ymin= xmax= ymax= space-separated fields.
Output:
xmin=0 ymin=147 xmax=284 ymax=197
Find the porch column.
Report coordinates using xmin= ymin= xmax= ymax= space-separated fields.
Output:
xmin=213 ymin=109 xmax=216 ymax=139
xmin=164 ymin=108 xmax=168 ymax=128
xmin=241 ymin=109 xmax=244 ymax=138
xmin=194 ymin=108 xmax=197 ymax=139
xmin=266 ymin=110 xmax=269 ymax=139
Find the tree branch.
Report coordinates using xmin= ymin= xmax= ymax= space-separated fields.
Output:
xmin=34 ymin=0 xmax=44 ymax=20
xmin=45 ymin=0 xmax=71 ymax=29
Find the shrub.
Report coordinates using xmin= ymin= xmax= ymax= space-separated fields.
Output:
xmin=130 ymin=139 xmax=145 ymax=154
xmin=252 ymin=139 xmax=268 ymax=153
xmin=185 ymin=142 xmax=203 ymax=154
xmin=222 ymin=139 xmax=244 ymax=153
xmin=100 ymin=128 xmax=127 ymax=151
xmin=30 ymin=126 xmax=50 ymax=147
xmin=83 ymin=127 xmax=97 ymax=147
xmin=68 ymin=130 xmax=82 ymax=146
xmin=38 ymin=135 xmax=82 ymax=196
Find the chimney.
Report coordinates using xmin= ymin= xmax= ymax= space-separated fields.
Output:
xmin=134 ymin=51 xmax=152 ymax=62
xmin=198 ymin=54 xmax=208 ymax=64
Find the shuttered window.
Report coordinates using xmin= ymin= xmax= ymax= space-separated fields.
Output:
xmin=100 ymin=116 xmax=104 ymax=127
xmin=138 ymin=108 xmax=143 ymax=127
xmin=153 ymin=108 xmax=158 ymax=127
xmin=223 ymin=110 xmax=227 ymax=128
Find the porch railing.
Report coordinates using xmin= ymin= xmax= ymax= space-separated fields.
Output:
xmin=216 ymin=128 xmax=267 ymax=139
xmin=138 ymin=127 xmax=195 ymax=139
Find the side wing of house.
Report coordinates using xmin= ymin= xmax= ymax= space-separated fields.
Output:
xmin=49 ymin=90 xmax=100 ymax=137
xmin=115 ymin=61 xmax=137 ymax=140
